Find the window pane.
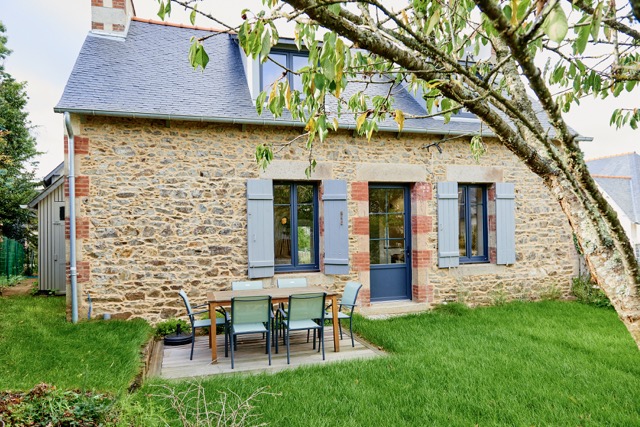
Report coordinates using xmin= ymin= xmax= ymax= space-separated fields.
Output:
xmin=297 ymin=185 xmax=314 ymax=204
xmin=262 ymin=53 xmax=287 ymax=92
xmin=388 ymin=240 xmax=405 ymax=264
xmin=369 ymin=214 xmax=384 ymax=240
xmin=274 ymin=184 xmax=290 ymax=204
xmin=274 ymin=205 xmax=291 ymax=265
xmin=370 ymin=240 xmax=386 ymax=265
xmin=297 ymin=202 xmax=315 ymax=265
xmin=471 ymin=188 xmax=485 ymax=257
xmin=369 ymin=188 xmax=385 ymax=213
xmin=388 ymin=214 xmax=404 ymax=239
xmin=458 ymin=188 xmax=467 ymax=257
xmin=291 ymin=55 xmax=308 ymax=91
xmin=387 ymin=189 xmax=404 ymax=213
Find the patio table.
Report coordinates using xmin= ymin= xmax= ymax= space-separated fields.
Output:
xmin=207 ymin=286 xmax=340 ymax=362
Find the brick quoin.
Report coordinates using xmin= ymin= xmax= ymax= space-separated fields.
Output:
xmin=64 ymin=135 xmax=90 ymax=155
xmin=488 ymin=185 xmax=496 ymax=201
xmin=66 ymin=262 xmax=91 ymax=284
xmin=92 ymin=22 xmax=105 ymax=30
xmin=411 ymin=182 xmax=432 ymax=201
xmin=76 ymin=262 xmax=91 ymax=284
xmin=490 ymin=247 xmax=497 ymax=264
xmin=412 ymin=284 xmax=428 ymax=302
xmin=352 ymin=252 xmax=370 ymax=271
xmin=351 ymin=182 xmax=369 ymax=202
xmin=411 ymin=215 xmax=432 ymax=234
xmin=358 ymin=288 xmax=371 ymax=307
xmin=91 ymin=0 xmax=103 ymax=6
xmin=412 ymin=249 xmax=433 ymax=268
xmin=112 ymin=0 xmax=125 ymax=8
xmin=488 ymin=214 xmax=496 ymax=232
xmin=353 ymin=217 xmax=369 ymax=235
xmin=112 ymin=24 xmax=125 ymax=32
xmin=65 ymin=176 xmax=90 ymax=197
xmin=65 ymin=217 xmax=91 ymax=240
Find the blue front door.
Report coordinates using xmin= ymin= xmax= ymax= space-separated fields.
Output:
xmin=369 ymin=185 xmax=412 ymax=302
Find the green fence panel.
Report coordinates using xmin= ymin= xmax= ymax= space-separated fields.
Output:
xmin=0 ymin=236 xmax=25 ymax=279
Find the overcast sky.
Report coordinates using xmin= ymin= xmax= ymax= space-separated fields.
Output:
xmin=1 ymin=0 xmax=638 ymax=179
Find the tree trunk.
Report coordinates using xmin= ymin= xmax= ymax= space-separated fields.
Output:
xmin=281 ymin=0 xmax=640 ymax=349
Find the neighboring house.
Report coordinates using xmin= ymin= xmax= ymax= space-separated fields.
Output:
xmin=587 ymin=152 xmax=640 ymax=258
xmin=28 ymin=162 xmax=66 ymax=294
xmin=53 ymin=0 xmax=580 ymax=322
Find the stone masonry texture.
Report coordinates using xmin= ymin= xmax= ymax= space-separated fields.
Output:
xmin=69 ymin=115 xmax=578 ymax=322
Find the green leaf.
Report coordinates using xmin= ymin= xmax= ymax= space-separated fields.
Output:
xmin=256 ymin=91 xmax=267 ymax=116
xmin=574 ymin=23 xmax=590 ymax=54
xmin=543 ymin=4 xmax=568 ymax=44
xmin=425 ymin=9 xmax=440 ymax=36
xmin=591 ymin=2 xmax=602 ymax=41
xmin=157 ymin=0 xmax=166 ymax=20
xmin=190 ymin=5 xmax=197 ymax=26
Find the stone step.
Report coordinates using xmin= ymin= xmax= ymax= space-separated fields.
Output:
xmin=359 ymin=301 xmax=431 ymax=319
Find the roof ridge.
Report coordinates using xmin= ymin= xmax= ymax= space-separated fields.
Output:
xmin=592 ymin=174 xmax=632 ymax=179
xmin=585 ymin=151 xmax=638 ymax=162
xmin=131 ymin=16 xmax=231 ymax=34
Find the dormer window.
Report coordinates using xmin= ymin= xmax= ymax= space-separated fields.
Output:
xmin=261 ymin=50 xmax=308 ymax=92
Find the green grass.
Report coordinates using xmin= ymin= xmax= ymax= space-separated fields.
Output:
xmin=0 ymin=295 xmax=153 ymax=392
xmin=130 ymin=301 xmax=640 ymax=426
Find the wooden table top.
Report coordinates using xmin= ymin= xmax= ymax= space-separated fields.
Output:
xmin=208 ymin=286 xmax=338 ymax=303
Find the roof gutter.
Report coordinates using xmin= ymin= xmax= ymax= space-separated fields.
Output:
xmin=54 ymin=108 xmax=495 ymax=138
xmin=64 ymin=112 xmax=79 ymax=324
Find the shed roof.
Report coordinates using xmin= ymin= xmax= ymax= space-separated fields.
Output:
xmin=587 ymin=152 xmax=640 ymax=224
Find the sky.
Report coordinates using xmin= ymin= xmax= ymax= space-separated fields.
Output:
xmin=1 ymin=0 xmax=638 ymax=179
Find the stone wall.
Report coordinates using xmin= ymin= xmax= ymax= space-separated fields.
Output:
xmin=67 ymin=115 xmax=578 ymax=323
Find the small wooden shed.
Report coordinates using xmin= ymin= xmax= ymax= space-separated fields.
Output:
xmin=28 ymin=163 xmax=66 ymax=294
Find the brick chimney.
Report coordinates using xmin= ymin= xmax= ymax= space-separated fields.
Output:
xmin=91 ymin=0 xmax=135 ymax=36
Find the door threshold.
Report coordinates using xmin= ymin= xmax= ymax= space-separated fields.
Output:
xmin=359 ymin=300 xmax=430 ymax=319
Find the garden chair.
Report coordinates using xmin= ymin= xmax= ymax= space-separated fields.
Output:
xmin=228 ymin=295 xmax=273 ymax=369
xmin=178 ymin=290 xmax=227 ymax=360
xmin=231 ymin=280 xmax=273 ymax=343
xmin=276 ymin=278 xmax=308 ymax=338
xmin=278 ymin=292 xmax=326 ymax=364
xmin=325 ymin=281 xmax=362 ymax=347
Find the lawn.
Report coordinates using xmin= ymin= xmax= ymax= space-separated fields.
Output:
xmin=131 ymin=301 xmax=640 ymax=426
xmin=2 ymin=295 xmax=640 ymax=426
xmin=0 ymin=295 xmax=153 ymax=392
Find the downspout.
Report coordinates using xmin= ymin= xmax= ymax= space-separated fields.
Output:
xmin=64 ymin=112 xmax=78 ymax=323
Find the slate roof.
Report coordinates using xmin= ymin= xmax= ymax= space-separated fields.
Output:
xmin=55 ymin=18 xmax=585 ymax=140
xmin=54 ymin=19 xmax=486 ymax=136
xmin=587 ymin=152 xmax=640 ymax=223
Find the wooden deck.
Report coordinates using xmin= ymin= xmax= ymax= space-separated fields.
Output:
xmin=154 ymin=329 xmax=383 ymax=379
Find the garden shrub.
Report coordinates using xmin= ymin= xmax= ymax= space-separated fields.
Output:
xmin=571 ymin=276 xmax=613 ymax=309
xmin=155 ymin=318 xmax=190 ymax=337
xmin=0 ymin=383 xmax=117 ymax=426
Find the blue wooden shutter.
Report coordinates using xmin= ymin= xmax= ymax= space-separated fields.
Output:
xmin=322 ymin=180 xmax=349 ymax=274
xmin=247 ymin=179 xmax=275 ymax=278
xmin=496 ymin=182 xmax=516 ymax=265
xmin=437 ymin=182 xmax=459 ymax=268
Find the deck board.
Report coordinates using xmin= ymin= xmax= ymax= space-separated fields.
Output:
xmin=157 ymin=329 xmax=383 ymax=379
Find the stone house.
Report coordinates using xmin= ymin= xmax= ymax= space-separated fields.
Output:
xmin=587 ymin=152 xmax=640 ymax=259
xmin=54 ymin=0 xmax=581 ymax=322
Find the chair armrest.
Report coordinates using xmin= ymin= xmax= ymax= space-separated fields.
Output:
xmin=278 ymin=307 xmax=288 ymax=318
xmin=192 ymin=309 xmax=209 ymax=317
xmin=192 ymin=302 xmax=209 ymax=309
